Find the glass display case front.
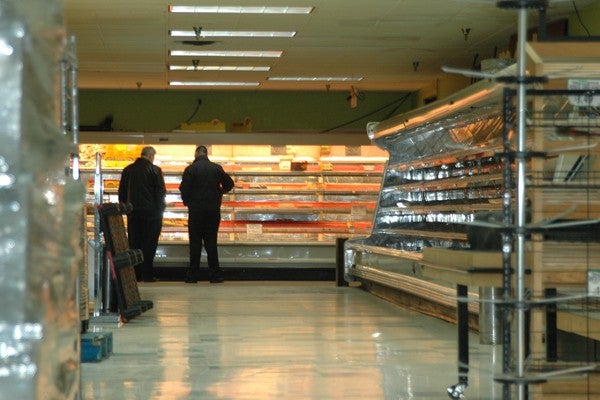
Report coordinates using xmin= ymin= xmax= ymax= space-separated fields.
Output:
xmin=81 ymin=143 xmax=387 ymax=269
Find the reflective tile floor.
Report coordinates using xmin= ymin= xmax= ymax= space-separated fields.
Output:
xmin=82 ymin=282 xmax=503 ymax=400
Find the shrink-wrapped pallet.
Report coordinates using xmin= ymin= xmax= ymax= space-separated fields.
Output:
xmin=0 ymin=1 xmax=85 ymax=399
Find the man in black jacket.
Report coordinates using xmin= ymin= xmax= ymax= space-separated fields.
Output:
xmin=118 ymin=146 xmax=166 ymax=282
xmin=179 ymin=145 xmax=234 ymax=283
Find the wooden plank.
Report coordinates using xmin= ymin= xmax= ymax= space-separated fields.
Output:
xmin=527 ymin=42 xmax=600 ymax=63
xmin=419 ymin=242 xmax=597 ymax=288
xmin=423 ymin=247 xmax=506 ymax=268
xmin=419 ymin=260 xmax=505 ymax=287
xmin=397 ymin=202 xmax=503 ymax=214
xmin=538 ymin=187 xmax=600 ymax=220
xmin=540 ymin=372 xmax=600 ymax=398
xmin=422 ymin=247 xmax=534 ymax=268
xmin=543 ymin=140 xmax=600 ymax=156
xmin=557 ymin=310 xmax=600 ymax=341
xmin=540 ymin=242 xmax=600 ymax=287
xmin=542 ymin=204 xmax=600 ymax=220
xmin=526 ymin=42 xmax=600 ymax=79
xmin=377 ymin=229 xmax=467 ymax=241
xmin=541 ymin=271 xmax=588 ymax=286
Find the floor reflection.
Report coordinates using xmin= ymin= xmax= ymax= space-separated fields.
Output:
xmin=82 ymin=282 xmax=501 ymax=399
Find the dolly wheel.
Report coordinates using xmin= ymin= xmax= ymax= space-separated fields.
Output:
xmin=447 ymin=383 xmax=466 ymax=399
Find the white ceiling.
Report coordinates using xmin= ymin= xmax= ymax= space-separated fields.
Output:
xmin=64 ymin=0 xmax=597 ymax=92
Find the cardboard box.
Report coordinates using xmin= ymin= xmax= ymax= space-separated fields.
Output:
xmin=179 ymin=119 xmax=226 ymax=132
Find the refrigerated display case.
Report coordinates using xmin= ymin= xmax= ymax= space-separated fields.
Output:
xmin=80 ymin=142 xmax=387 ymax=272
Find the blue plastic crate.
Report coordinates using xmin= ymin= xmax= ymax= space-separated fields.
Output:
xmin=81 ymin=332 xmax=113 ymax=362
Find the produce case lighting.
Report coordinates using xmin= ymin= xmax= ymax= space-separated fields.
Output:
xmin=320 ymin=156 xmax=388 ymax=163
xmin=168 ymin=6 xmax=314 ymax=14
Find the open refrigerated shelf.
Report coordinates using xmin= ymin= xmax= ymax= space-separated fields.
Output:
xmin=81 ymin=143 xmax=386 ymax=272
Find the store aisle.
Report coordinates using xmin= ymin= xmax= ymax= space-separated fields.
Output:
xmin=81 ymin=282 xmax=502 ymax=400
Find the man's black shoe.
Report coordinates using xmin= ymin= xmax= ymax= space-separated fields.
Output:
xmin=184 ymin=276 xmax=198 ymax=283
xmin=209 ymin=276 xmax=224 ymax=283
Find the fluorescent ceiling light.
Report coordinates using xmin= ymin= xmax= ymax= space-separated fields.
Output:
xmin=169 ymin=81 xmax=260 ymax=86
xmin=169 ymin=6 xmax=314 ymax=14
xmin=170 ymin=50 xmax=282 ymax=58
xmin=170 ymin=30 xmax=296 ymax=38
xmin=169 ymin=65 xmax=271 ymax=71
xmin=268 ymin=76 xmax=363 ymax=82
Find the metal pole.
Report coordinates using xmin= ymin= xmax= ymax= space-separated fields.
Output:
xmin=60 ymin=36 xmax=80 ymax=179
xmin=501 ymin=87 xmax=514 ymax=400
xmin=89 ymin=152 xmax=120 ymax=324
xmin=457 ymin=284 xmax=469 ymax=387
xmin=515 ymin=5 xmax=529 ymax=400
xmin=60 ymin=46 xmax=68 ymax=138
xmin=69 ymin=36 xmax=80 ymax=180
xmin=60 ymin=39 xmax=70 ymax=178
xmin=102 ymin=251 xmax=112 ymax=312
xmin=60 ymin=36 xmax=83 ymax=400
xmin=93 ymin=152 xmax=104 ymax=316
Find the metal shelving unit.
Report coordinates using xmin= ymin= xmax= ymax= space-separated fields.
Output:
xmin=345 ymin=2 xmax=600 ymax=398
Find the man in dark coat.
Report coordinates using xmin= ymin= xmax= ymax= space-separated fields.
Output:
xmin=118 ymin=146 xmax=166 ymax=282
xmin=179 ymin=145 xmax=234 ymax=283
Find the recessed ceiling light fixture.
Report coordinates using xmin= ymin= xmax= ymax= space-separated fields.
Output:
xmin=170 ymin=50 xmax=282 ymax=58
xmin=267 ymin=76 xmax=363 ymax=82
xmin=169 ymin=81 xmax=260 ymax=86
xmin=169 ymin=65 xmax=271 ymax=71
xmin=170 ymin=30 xmax=296 ymax=38
xmin=168 ymin=6 xmax=314 ymax=14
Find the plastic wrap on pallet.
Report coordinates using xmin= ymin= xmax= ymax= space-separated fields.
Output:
xmin=0 ymin=1 xmax=84 ymax=399
xmin=376 ymin=106 xmax=504 ymax=166
xmin=346 ymin=80 xmax=508 ymax=283
xmin=364 ymin=101 xmax=504 ymax=250
xmin=355 ymin=87 xmax=600 ymax=268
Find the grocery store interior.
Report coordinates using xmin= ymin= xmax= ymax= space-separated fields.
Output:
xmin=2 ymin=0 xmax=600 ymax=399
